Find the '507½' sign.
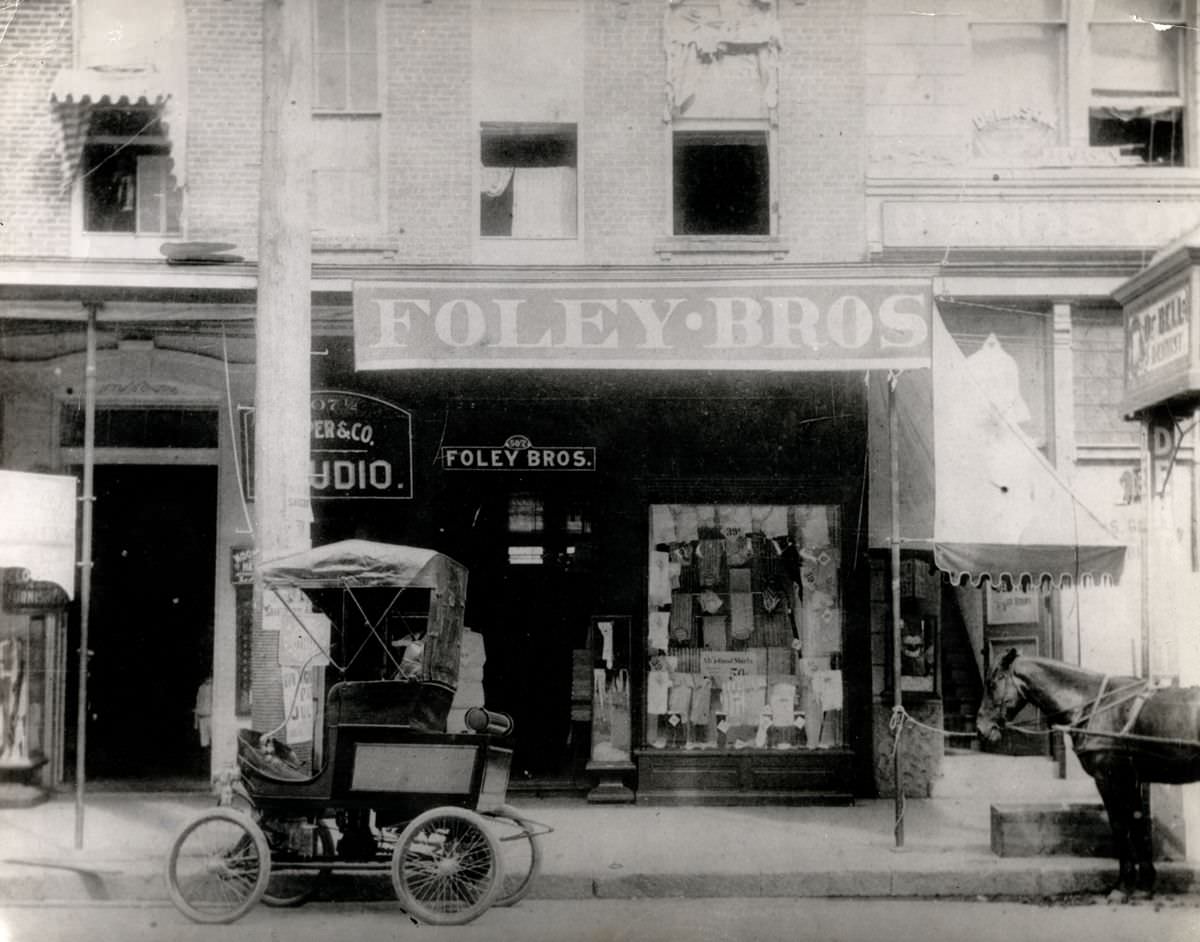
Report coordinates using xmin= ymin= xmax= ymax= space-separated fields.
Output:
xmin=311 ymin=390 xmax=413 ymax=499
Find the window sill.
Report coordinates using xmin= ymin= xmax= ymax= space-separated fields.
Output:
xmin=654 ymin=236 xmax=790 ymax=260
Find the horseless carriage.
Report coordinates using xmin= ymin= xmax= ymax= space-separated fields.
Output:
xmin=164 ymin=541 xmax=548 ymax=925
xmin=977 ymin=650 xmax=1200 ymax=902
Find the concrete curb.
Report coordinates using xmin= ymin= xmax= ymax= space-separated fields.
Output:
xmin=3 ymin=861 xmax=1198 ymax=906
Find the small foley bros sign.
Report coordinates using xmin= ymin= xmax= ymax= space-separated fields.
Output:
xmin=441 ymin=434 xmax=595 ymax=471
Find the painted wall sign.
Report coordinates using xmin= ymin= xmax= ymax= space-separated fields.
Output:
xmin=440 ymin=434 xmax=595 ymax=471
xmin=1123 ymin=275 xmax=1200 ymax=413
xmin=230 ymin=545 xmax=255 ymax=585
xmin=353 ymin=279 xmax=932 ymax=371
xmin=310 ymin=390 xmax=414 ymax=500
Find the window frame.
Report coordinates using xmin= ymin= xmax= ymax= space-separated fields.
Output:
xmin=70 ymin=104 xmax=183 ymax=258
xmin=665 ymin=118 xmax=778 ymax=242
xmin=311 ymin=0 xmax=386 ymax=239
xmin=477 ymin=121 xmax=580 ymax=242
xmin=966 ymin=0 xmax=1190 ymax=166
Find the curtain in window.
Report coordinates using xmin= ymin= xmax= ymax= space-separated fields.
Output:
xmin=480 ymin=166 xmax=514 ymax=198
xmin=511 ymin=166 xmax=577 ymax=239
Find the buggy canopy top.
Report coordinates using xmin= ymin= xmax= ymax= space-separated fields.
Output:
xmin=259 ymin=539 xmax=467 ymax=592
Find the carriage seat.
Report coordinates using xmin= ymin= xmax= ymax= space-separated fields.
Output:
xmin=324 ymin=679 xmax=453 ymax=732
xmin=236 ymin=679 xmax=457 ymax=791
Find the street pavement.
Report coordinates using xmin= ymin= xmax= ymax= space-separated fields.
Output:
xmin=2 ymin=897 xmax=1200 ymax=942
xmin=0 ymin=753 xmax=1197 ymax=905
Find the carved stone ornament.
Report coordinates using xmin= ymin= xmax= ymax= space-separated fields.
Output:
xmin=664 ymin=0 xmax=781 ymax=125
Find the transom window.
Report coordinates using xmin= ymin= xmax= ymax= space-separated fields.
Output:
xmin=968 ymin=0 xmax=1186 ymax=166
xmin=81 ymin=108 xmax=181 ymax=235
xmin=672 ymin=129 xmax=771 ymax=236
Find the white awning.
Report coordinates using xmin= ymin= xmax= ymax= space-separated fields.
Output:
xmin=48 ymin=67 xmax=186 ymax=192
xmin=0 ymin=470 xmax=78 ymax=599
xmin=869 ymin=313 xmax=1126 ymax=587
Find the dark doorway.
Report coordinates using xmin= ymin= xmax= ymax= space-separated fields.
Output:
xmin=464 ymin=487 xmax=598 ymax=788
xmin=65 ymin=465 xmax=216 ymax=785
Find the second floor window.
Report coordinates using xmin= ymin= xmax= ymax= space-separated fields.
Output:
xmin=968 ymin=0 xmax=1185 ymax=166
xmin=673 ymin=129 xmax=770 ymax=236
xmin=313 ymin=0 xmax=382 ymax=233
xmin=82 ymin=107 xmax=181 ymax=235
xmin=480 ymin=124 xmax=578 ymax=239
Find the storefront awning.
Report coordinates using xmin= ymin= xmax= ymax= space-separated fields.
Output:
xmin=870 ymin=314 xmax=1126 ymax=587
xmin=0 ymin=470 xmax=78 ymax=599
xmin=48 ymin=67 xmax=187 ymax=193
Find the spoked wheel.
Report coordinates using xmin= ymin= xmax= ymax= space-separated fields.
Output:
xmin=261 ymin=823 xmax=336 ymax=907
xmin=390 ymin=807 xmax=502 ymax=925
xmin=226 ymin=783 xmax=335 ymax=908
xmin=165 ymin=808 xmax=270 ymax=924
xmin=484 ymin=805 xmax=543 ymax=907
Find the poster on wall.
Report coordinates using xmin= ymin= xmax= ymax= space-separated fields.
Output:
xmin=985 ymin=585 xmax=1040 ymax=625
xmin=280 ymin=666 xmax=314 ymax=745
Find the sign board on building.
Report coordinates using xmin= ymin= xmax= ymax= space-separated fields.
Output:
xmin=230 ymin=545 xmax=255 ymax=585
xmin=310 ymin=390 xmax=414 ymax=500
xmin=353 ymin=279 xmax=933 ymax=371
xmin=1123 ymin=274 xmax=1200 ymax=414
xmin=440 ymin=434 xmax=595 ymax=471
xmin=2 ymin=578 xmax=68 ymax=612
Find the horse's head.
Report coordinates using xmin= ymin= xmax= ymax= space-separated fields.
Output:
xmin=976 ymin=648 xmax=1028 ymax=744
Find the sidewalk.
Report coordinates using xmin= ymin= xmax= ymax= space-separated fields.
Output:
xmin=0 ymin=755 xmax=1197 ymax=904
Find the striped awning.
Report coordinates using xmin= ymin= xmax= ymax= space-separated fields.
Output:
xmin=48 ymin=67 xmax=186 ymax=193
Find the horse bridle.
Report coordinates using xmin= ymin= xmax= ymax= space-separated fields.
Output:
xmin=990 ymin=666 xmax=1027 ymax=727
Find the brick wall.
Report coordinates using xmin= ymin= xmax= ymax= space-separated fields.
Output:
xmin=0 ymin=0 xmax=74 ymax=257
xmin=185 ymin=0 xmax=263 ymax=256
xmin=1072 ymin=307 xmax=1139 ymax=449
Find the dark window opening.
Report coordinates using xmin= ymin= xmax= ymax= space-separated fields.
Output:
xmin=673 ymin=131 xmax=769 ymax=236
xmin=60 ymin=406 xmax=219 ymax=449
xmin=82 ymin=107 xmax=181 ymax=234
xmin=1089 ymin=107 xmax=1183 ymax=166
xmin=480 ymin=125 xmax=577 ymax=238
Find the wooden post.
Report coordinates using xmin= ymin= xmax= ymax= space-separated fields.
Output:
xmin=889 ymin=372 xmax=905 ymax=849
xmin=254 ymin=0 xmax=313 ymax=731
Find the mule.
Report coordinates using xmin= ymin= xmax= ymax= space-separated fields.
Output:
xmin=976 ymin=650 xmax=1200 ymax=901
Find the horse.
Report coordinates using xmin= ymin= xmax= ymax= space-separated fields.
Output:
xmin=976 ymin=650 xmax=1200 ymax=902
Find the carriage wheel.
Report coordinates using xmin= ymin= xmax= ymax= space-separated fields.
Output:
xmin=484 ymin=806 xmax=543 ymax=907
xmin=165 ymin=808 xmax=270 ymax=924
xmin=262 ymin=823 xmax=336 ymax=908
xmin=390 ymin=807 xmax=502 ymax=925
xmin=225 ymin=783 xmax=335 ymax=908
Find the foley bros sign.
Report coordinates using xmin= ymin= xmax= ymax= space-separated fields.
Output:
xmin=441 ymin=434 xmax=595 ymax=471
xmin=353 ymin=279 xmax=932 ymax=371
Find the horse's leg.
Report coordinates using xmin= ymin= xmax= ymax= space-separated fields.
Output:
xmin=1084 ymin=755 xmax=1136 ymax=902
xmin=1131 ymin=781 xmax=1156 ymax=899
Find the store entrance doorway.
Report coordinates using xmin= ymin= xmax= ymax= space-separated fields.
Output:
xmin=466 ymin=488 xmax=597 ymax=791
xmin=65 ymin=465 xmax=216 ymax=786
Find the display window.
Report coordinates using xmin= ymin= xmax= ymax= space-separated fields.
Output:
xmin=645 ymin=503 xmax=843 ymax=752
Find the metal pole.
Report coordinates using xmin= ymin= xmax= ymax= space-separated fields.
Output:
xmin=74 ymin=303 xmax=98 ymax=849
xmin=889 ymin=372 xmax=905 ymax=849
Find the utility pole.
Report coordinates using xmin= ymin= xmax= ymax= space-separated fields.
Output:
xmin=254 ymin=0 xmax=313 ymax=732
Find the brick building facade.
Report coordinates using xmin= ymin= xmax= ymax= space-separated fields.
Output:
xmin=0 ymin=1 xmax=1196 ymax=838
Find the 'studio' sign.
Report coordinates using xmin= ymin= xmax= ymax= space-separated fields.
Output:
xmin=353 ymin=279 xmax=933 ymax=371
xmin=310 ymin=390 xmax=413 ymax=500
